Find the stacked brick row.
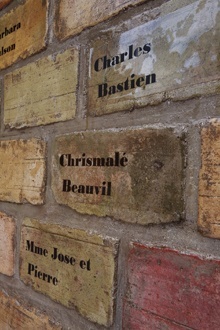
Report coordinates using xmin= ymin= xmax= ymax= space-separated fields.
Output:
xmin=0 ymin=0 xmax=220 ymax=329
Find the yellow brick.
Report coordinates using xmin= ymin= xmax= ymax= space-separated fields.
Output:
xmin=0 ymin=212 xmax=15 ymax=276
xmin=198 ymin=120 xmax=220 ymax=238
xmin=0 ymin=0 xmax=47 ymax=69
xmin=56 ymin=0 xmax=146 ymax=40
xmin=4 ymin=48 xmax=78 ymax=128
xmin=52 ymin=128 xmax=184 ymax=225
xmin=20 ymin=218 xmax=118 ymax=326
xmin=88 ymin=0 xmax=220 ymax=115
xmin=0 ymin=290 xmax=61 ymax=329
xmin=0 ymin=139 xmax=46 ymax=204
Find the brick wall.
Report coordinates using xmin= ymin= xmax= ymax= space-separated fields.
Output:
xmin=0 ymin=0 xmax=219 ymax=329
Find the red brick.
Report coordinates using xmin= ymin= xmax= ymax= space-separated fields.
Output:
xmin=123 ymin=244 xmax=220 ymax=330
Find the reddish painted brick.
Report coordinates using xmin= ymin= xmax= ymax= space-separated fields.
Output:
xmin=0 ymin=0 xmax=12 ymax=10
xmin=123 ymin=244 xmax=220 ymax=330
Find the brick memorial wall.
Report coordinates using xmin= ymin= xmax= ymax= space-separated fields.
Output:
xmin=0 ymin=0 xmax=219 ymax=329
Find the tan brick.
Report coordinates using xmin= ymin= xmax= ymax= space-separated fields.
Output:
xmin=198 ymin=120 xmax=220 ymax=238
xmin=88 ymin=0 xmax=220 ymax=116
xmin=56 ymin=0 xmax=146 ymax=40
xmin=52 ymin=128 xmax=185 ymax=225
xmin=0 ymin=290 xmax=61 ymax=329
xmin=0 ymin=212 xmax=15 ymax=276
xmin=0 ymin=0 xmax=13 ymax=10
xmin=20 ymin=218 xmax=118 ymax=326
xmin=0 ymin=139 xmax=46 ymax=204
xmin=0 ymin=0 xmax=47 ymax=69
xmin=4 ymin=48 xmax=78 ymax=128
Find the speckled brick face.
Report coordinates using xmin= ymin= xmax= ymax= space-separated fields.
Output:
xmin=198 ymin=120 xmax=220 ymax=238
xmin=52 ymin=128 xmax=185 ymax=225
xmin=4 ymin=48 xmax=78 ymax=128
xmin=0 ymin=0 xmax=47 ymax=69
xmin=20 ymin=218 xmax=118 ymax=326
xmin=55 ymin=0 xmax=146 ymax=40
xmin=88 ymin=0 xmax=220 ymax=115
xmin=123 ymin=243 xmax=220 ymax=330
xmin=0 ymin=139 xmax=46 ymax=204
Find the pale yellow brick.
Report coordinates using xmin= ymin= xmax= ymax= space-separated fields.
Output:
xmin=0 ymin=139 xmax=46 ymax=204
xmin=20 ymin=218 xmax=118 ymax=326
xmin=56 ymin=0 xmax=146 ymax=40
xmin=0 ymin=212 xmax=15 ymax=276
xmin=198 ymin=120 xmax=220 ymax=238
xmin=4 ymin=48 xmax=78 ymax=128
xmin=0 ymin=290 xmax=61 ymax=329
xmin=0 ymin=0 xmax=47 ymax=69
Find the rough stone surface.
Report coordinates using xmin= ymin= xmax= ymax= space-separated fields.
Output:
xmin=20 ymin=218 xmax=118 ymax=327
xmin=0 ymin=0 xmax=13 ymax=10
xmin=4 ymin=48 xmax=78 ymax=128
xmin=0 ymin=0 xmax=47 ymax=69
xmin=123 ymin=243 xmax=220 ymax=330
xmin=88 ymin=0 xmax=220 ymax=115
xmin=52 ymin=128 xmax=185 ymax=225
xmin=198 ymin=120 xmax=220 ymax=238
xmin=0 ymin=212 xmax=15 ymax=276
xmin=0 ymin=139 xmax=46 ymax=204
xmin=0 ymin=290 xmax=61 ymax=329
xmin=56 ymin=0 xmax=146 ymax=40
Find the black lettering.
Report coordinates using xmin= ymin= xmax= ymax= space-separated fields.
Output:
xmin=117 ymin=82 xmax=124 ymax=92
xmin=143 ymin=43 xmax=151 ymax=54
xmin=109 ymin=85 xmax=116 ymax=95
xmin=136 ymin=76 xmax=145 ymax=87
xmin=51 ymin=247 xmax=58 ymax=260
xmin=134 ymin=46 xmax=143 ymax=57
xmin=63 ymin=179 xmax=71 ymax=192
xmin=78 ymin=185 xmax=85 ymax=193
xmin=128 ymin=44 xmax=133 ymax=59
xmin=98 ymin=83 xmax=108 ymax=97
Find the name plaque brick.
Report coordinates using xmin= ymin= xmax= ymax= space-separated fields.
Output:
xmin=0 ymin=0 xmax=47 ymax=69
xmin=0 ymin=139 xmax=46 ymax=204
xmin=88 ymin=0 xmax=220 ymax=116
xmin=52 ymin=128 xmax=185 ymax=225
xmin=198 ymin=120 xmax=220 ymax=239
xmin=20 ymin=218 xmax=118 ymax=326
xmin=4 ymin=48 xmax=78 ymax=128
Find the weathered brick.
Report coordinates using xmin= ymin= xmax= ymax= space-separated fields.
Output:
xmin=0 ymin=290 xmax=61 ymax=329
xmin=56 ymin=0 xmax=146 ymax=40
xmin=88 ymin=0 xmax=220 ymax=116
xmin=4 ymin=48 xmax=78 ymax=128
xmin=123 ymin=243 xmax=220 ymax=330
xmin=0 ymin=0 xmax=47 ymax=69
xmin=198 ymin=120 xmax=220 ymax=238
xmin=0 ymin=0 xmax=13 ymax=10
xmin=0 ymin=139 xmax=46 ymax=204
xmin=52 ymin=128 xmax=185 ymax=225
xmin=0 ymin=212 xmax=15 ymax=276
xmin=20 ymin=218 xmax=118 ymax=326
